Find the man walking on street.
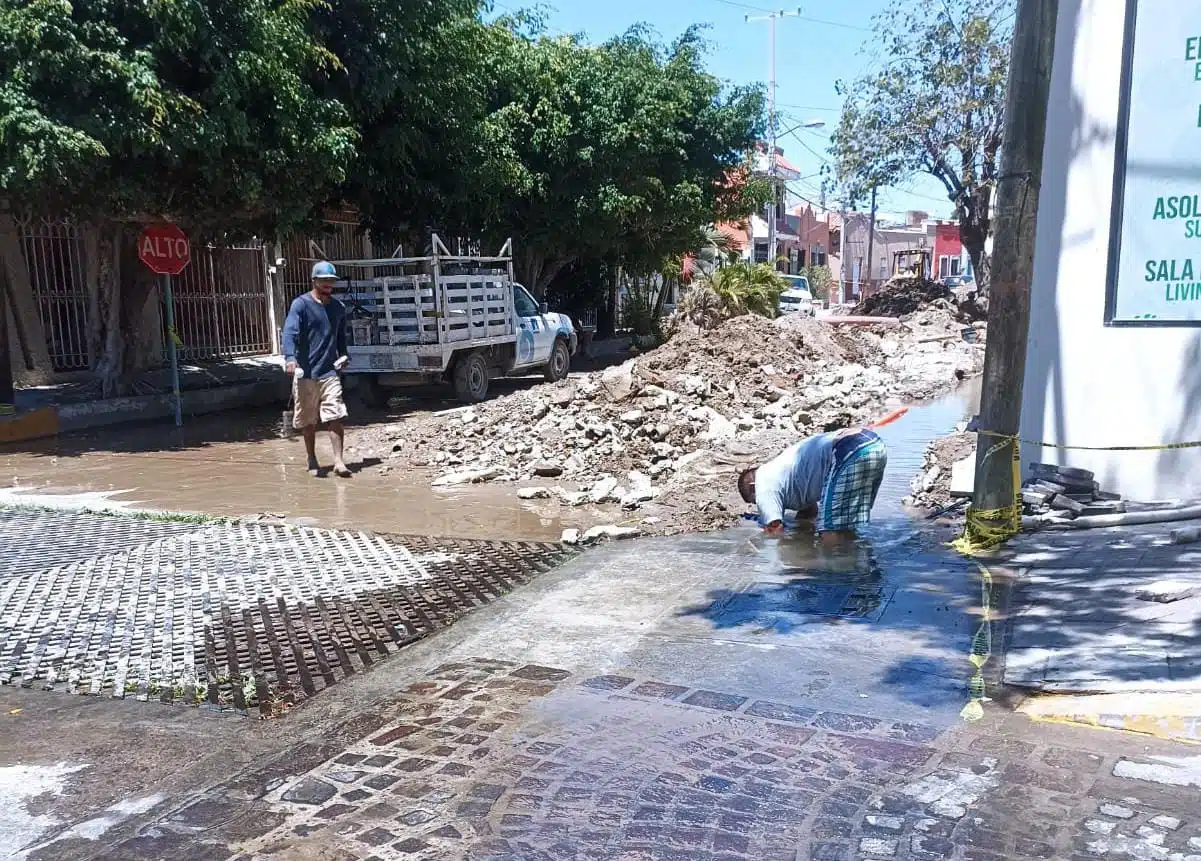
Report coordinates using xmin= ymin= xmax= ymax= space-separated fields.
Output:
xmin=282 ymin=261 xmax=351 ymax=477
xmin=738 ymin=427 xmax=888 ymax=547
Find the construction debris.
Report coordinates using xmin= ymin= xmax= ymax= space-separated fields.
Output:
xmin=355 ymin=310 xmax=985 ymax=541
xmin=909 ymin=439 xmax=1129 ymax=525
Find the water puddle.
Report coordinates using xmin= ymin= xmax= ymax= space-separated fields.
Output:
xmin=696 ymin=379 xmax=982 ymax=631
xmin=0 ymin=410 xmax=570 ymax=542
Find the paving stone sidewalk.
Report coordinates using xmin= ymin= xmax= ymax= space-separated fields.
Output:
xmin=1005 ymin=524 xmax=1201 ymax=693
xmin=27 ymin=657 xmax=1201 ymax=861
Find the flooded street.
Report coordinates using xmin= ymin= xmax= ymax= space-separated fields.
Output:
xmin=0 ymin=379 xmax=980 ymax=545
xmin=0 ymin=409 xmax=572 ymax=542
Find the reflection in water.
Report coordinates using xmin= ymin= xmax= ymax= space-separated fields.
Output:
xmin=687 ymin=379 xmax=982 ymax=635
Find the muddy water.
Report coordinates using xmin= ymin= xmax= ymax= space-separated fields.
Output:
xmin=0 ymin=411 xmax=572 ymax=542
xmin=0 ymin=380 xmax=980 ymax=545
xmin=741 ymin=377 xmax=981 ymax=602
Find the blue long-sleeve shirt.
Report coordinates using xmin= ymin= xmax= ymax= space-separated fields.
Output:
xmin=282 ymin=294 xmax=347 ymax=380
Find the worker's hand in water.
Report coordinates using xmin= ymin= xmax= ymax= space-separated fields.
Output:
xmin=285 ymin=361 xmax=297 ymax=376
xmin=334 ymin=355 xmax=349 ymax=371
xmin=762 ymin=521 xmax=784 ymax=537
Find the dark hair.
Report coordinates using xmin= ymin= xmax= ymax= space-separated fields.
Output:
xmin=737 ymin=468 xmax=757 ymax=503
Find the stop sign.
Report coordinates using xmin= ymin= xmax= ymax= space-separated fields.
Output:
xmin=138 ymin=224 xmax=191 ymax=276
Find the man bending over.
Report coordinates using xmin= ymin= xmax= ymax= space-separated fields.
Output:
xmin=738 ymin=427 xmax=888 ymax=546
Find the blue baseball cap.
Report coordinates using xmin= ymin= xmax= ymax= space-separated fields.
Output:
xmin=311 ymin=261 xmax=338 ymax=280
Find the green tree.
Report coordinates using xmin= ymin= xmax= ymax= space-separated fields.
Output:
xmin=677 ymin=261 xmax=784 ymax=329
xmin=0 ymin=0 xmax=361 ymax=393
xmin=802 ymin=264 xmax=832 ymax=303
xmin=828 ymin=0 xmax=1012 ymax=288
xmin=448 ymin=23 xmax=766 ymax=296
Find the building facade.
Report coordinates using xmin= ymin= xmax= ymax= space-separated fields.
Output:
xmin=1020 ymin=0 xmax=1201 ymax=500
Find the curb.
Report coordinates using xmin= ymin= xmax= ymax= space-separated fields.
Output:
xmin=1018 ymin=692 xmax=1201 ymax=745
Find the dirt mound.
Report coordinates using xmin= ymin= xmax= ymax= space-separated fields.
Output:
xmin=854 ymin=278 xmax=953 ymax=317
xmin=352 ymin=310 xmax=987 ymax=539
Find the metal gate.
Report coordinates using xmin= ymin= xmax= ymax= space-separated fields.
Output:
xmin=166 ymin=243 xmax=273 ymax=361
xmin=16 ymin=216 xmax=91 ymax=372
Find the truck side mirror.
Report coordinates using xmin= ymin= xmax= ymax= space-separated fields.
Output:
xmin=539 ymin=302 xmax=549 ymax=315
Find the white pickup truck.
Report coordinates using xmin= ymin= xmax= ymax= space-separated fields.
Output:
xmin=331 ymin=237 xmax=578 ymax=404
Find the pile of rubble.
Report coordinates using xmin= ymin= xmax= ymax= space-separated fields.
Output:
xmin=908 ymin=437 xmax=1128 ymax=525
xmin=1021 ymin=463 xmax=1126 ymax=522
xmin=357 ymin=311 xmax=985 ymax=538
xmin=906 ymin=428 xmax=975 ymax=511
xmin=854 ymin=277 xmax=988 ymax=324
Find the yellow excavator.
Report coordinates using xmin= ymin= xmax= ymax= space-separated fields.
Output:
xmin=892 ymin=248 xmax=932 ymax=279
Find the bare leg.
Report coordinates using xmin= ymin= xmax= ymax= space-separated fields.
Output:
xmin=302 ymin=425 xmax=319 ymax=475
xmin=328 ymin=421 xmax=351 ymax=476
xmin=818 ymin=530 xmax=856 ymax=550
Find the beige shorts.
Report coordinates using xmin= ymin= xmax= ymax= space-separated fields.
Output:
xmin=293 ymin=375 xmax=348 ymax=428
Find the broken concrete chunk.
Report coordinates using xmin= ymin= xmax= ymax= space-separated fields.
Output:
xmin=949 ymin=456 xmax=974 ymax=498
xmin=1133 ymin=580 xmax=1200 ymax=604
xmin=1049 ymin=494 xmax=1085 ymax=515
xmin=1081 ymin=500 xmax=1126 ymax=516
xmin=560 ymin=528 xmax=580 ymax=545
xmin=588 ymin=476 xmax=620 ymax=504
xmin=581 ymin=524 xmax=642 ymax=543
xmin=532 ymin=461 xmax=564 ymax=478
xmin=1171 ymin=526 xmax=1201 ymax=545
xmin=432 ymin=466 xmax=502 ymax=487
xmin=516 ymin=487 xmax=551 ymax=500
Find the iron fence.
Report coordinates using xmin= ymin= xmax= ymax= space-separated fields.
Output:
xmin=16 ymin=216 xmax=91 ymax=371
xmin=168 ymin=244 xmax=273 ymax=361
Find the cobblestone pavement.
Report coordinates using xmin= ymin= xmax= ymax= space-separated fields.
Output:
xmin=0 ymin=507 xmax=568 ymax=711
xmin=34 ymin=657 xmax=1200 ymax=861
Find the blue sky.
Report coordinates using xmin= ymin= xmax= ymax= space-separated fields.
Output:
xmin=492 ymin=0 xmax=955 ymax=220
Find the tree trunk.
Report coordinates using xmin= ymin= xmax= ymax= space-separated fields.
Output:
xmin=0 ymin=212 xmax=54 ymax=384
xmin=962 ymin=226 xmax=991 ymax=294
xmin=86 ymin=220 xmax=163 ymax=398
xmin=515 ymin=247 xmax=572 ymax=298
xmin=0 ymin=272 xmax=13 ymax=407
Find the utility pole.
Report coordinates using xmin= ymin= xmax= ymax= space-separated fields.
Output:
xmin=971 ymin=0 xmax=1058 ymax=524
xmin=864 ymin=186 xmax=878 ymax=296
xmin=837 ymin=205 xmax=846 ymax=305
xmin=746 ymin=7 xmax=800 ymax=271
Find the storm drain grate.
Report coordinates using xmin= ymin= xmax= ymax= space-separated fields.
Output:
xmin=0 ymin=511 xmax=571 ymax=715
xmin=0 ymin=508 xmax=205 ymax=579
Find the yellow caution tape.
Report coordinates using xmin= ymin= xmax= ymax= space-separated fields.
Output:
xmin=960 ymin=562 xmax=994 ymax=722
xmin=978 ymin=428 xmax=1201 ymax=452
xmin=0 ymin=403 xmax=14 ymax=416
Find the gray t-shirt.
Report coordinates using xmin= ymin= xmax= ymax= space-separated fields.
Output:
xmin=755 ymin=433 xmax=837 ymax=525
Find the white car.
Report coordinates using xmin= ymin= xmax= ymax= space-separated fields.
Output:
xmin=779 ymin=276 xmax=815 ymax=317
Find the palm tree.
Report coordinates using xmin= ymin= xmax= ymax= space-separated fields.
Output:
xmin=677 ymin=261 xmax=786 ymax=328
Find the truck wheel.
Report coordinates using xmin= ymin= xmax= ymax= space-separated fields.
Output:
xmin=355 ymin=376 xmax=392 ymax=410
xmin=543 ymin=338 xmax=571 ymax=382
xmin=453 ymin=350 xmax=490 ymax=403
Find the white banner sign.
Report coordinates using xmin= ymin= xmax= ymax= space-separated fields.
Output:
xmin=1108 ymin=0 xmax=1201 ymax=324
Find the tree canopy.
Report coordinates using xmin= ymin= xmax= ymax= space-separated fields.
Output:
xmin=409 ymin=23 xmax=767 ymax=294
xmin=828 ymin=0 xmax=1013 ymax=285
xmin=0 ymin=2 xmax=765 ymax=287
xmin=0 ymin=0 xmax=357 ymax=235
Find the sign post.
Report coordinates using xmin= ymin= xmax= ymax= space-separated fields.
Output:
xmin=138 ymin=224 xmax=191 ymax=426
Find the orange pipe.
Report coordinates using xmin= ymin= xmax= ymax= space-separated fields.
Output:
xmin=869 ymin=407 xmax=909 ymax=429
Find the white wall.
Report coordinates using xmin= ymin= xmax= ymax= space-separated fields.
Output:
xmin=1021 ymin=0 xmax=1201 ymax=501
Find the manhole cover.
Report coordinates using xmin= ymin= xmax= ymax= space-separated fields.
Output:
xmin=0 ymin=510 xmax=572 ymax=715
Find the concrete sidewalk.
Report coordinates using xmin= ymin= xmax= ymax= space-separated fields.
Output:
xmin=1003 ymin=522 xmax=1201 ymax=743
xmin=6 ymin=520 xmax=1201 ymax=860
